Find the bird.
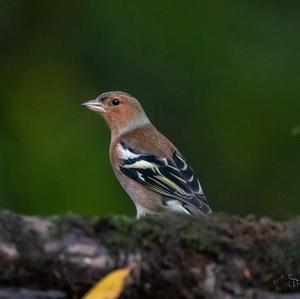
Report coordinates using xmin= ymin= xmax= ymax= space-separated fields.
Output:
xmin=83 ymin=91 xmax=212 ymax=218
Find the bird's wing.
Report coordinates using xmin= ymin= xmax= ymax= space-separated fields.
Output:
xmin=117 ymin=142 xmax=212 ymax=215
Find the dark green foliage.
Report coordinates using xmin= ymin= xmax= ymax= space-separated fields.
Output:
xmin=0 ymin=1 xmax=300 ymax=218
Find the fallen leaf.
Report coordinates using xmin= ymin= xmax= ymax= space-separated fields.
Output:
xmin=83 ymin=268 xmax=130 ymax=299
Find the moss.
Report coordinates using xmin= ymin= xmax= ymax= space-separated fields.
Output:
xmin=91 ymin=213 xmax=300 ymax=292
xmin=91 ymin=213 xmax=231 ymax=258
xmin=1 ymin=210 xmax=300 ymax=297
xmin=18 ymin=211 xmax=299 ymax=294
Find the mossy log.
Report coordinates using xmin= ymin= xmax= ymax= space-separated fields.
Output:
xmin=0 ymin=210 xmax=299 ymax=299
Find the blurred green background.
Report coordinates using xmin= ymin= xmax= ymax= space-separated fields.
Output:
xmin=0 ymin=1 xmax=299 ymax=219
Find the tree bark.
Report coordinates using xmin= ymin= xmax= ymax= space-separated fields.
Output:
xmin=0 ymin=210 xmax=299 ymax=299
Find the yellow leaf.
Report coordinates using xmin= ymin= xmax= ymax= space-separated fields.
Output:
xmin=83 ymin=268 xmax=130 ymax=299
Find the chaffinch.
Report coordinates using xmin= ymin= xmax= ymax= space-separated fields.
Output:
xmin=83 ymin=91 xmax=212 ymax=218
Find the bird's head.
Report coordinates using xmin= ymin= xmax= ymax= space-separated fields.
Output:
xmin=83 ymin=91 xmax=149 ymax=136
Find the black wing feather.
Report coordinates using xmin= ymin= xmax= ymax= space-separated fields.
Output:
xmin=118 ymin=144 xmax=212 ymax=214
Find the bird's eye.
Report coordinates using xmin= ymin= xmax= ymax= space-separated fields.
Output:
xmin=111 ymin=98 xmax=120 ymax=106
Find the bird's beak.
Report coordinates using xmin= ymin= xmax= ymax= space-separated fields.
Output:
xmin=82 ymin=99 xmax=106 ymax=113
